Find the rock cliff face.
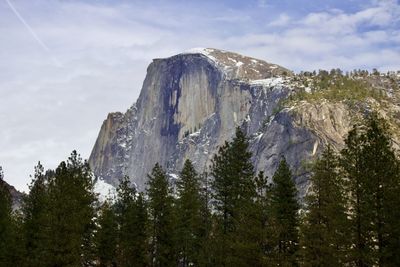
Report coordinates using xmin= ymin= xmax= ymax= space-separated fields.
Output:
xmin=0 ymin=179 xmax=24 ymax=210
xmin=89 ymin=48 xmax=400 ymax=197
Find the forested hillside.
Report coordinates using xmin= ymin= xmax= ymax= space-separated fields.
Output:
xmin=1 ymin=112 xmax=399 ymax=267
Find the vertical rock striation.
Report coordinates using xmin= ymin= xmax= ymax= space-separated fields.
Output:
xmin=89 ymin=48 xmax=368 ymax=197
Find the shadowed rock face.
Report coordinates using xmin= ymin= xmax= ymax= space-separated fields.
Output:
xmin=0 ymin=179 xmax=24 ymax=210
xmin=88 ymin=48 xmax=356 ymax=197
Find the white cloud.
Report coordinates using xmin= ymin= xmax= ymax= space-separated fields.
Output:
xmin=268 ymin=13 xmax=291 ymax=27
xmin=0 ymin=0 xmax=399 ymax=191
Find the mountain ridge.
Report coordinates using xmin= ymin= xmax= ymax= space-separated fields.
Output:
xmin=89 ymin=48 xmax=400 ymax=197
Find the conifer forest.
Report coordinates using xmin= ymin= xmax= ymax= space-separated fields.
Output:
xmin=1 ymin=113 xmax=400 ymax=267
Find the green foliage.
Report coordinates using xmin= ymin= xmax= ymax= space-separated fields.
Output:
xmin=95 ymin=201 xmax=118 ymax=267
xmin=175 ymin=160 xmax=204 ymax=267
xmin=2 ymin=111 xmax=400 ymax=267
xmin=147 ymin=163 xmax=177 ymax=267
xmin=300 ymin=146 xmax=350 ymax=266
xmin=114 ymin=176 xmax=149 ymax=267
xmin=46 ymin=151 xmax=97 ymax=266
xmin=254 ymin=171 xmax=273 ymax=266
xmin=289 ymin=71 xmax=386 ymax=104
xmin=0 ymin=167 xmax=14 ymax=267
xmin=210 ymin=127 xmax=260 ymax=266
xmin=22 ymin=162 xmax=52 ymax=267
xmin=341 ymin=113 xmax=400 ymax=266
xmin=269 ymin=158 xmax=300 ymax=266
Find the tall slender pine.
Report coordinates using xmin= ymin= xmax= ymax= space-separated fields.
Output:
xmin=95 ymin=201 xmax=118 ymax=267
xmin=45 ymin=151 xmax=96 ymax=266
xmin=147 ymin=163 xmax=176 ymax=267
xmin=269 ymin=158 xmax=299 ymax=266
xmin=301 ymin=146 xmax=350 ymax=266
xmin=0 ymin=167 xmax=13 ymax=267
xmin=175 ymin=159 xmax=204 ymax=267
xmin=22 ymin=162 xmax=52 ymax=267
xmin=211 ymin=127 xmax=259 ymax=266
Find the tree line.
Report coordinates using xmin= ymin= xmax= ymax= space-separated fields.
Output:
xmin=0 ymin=112 xmax=399 ymax=267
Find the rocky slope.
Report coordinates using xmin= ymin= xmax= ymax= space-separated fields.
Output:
xmin=89 ymin=48 xmax=400 ymax=197
xmin=0 ymin=179 xmax=24 ymax=210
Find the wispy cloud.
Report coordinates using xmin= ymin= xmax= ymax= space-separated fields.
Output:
xmin=268 ymin=13 xmax=291 ymax=27
xmin=5 ymin=0 xmax=61 ymax=66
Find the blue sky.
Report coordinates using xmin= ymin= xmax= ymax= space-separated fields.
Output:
xmin=1 ymin=0 xmax=399 ymax=191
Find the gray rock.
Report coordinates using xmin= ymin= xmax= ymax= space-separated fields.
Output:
xmin=89 ymin=48 xmax=390 ymax=198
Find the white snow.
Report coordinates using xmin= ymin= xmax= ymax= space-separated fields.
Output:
xmin=254 ymin=132 xmax=264 ymax=141
xmin=94 ymin=178 xmax=117 ymax=203
xmin=189 ymin=130 xmax=201 ymax=137
xmin=236 ymin=61 xmax=244 ymax=67
xmin=312 ymin=141 xmax=319 ymax=156
xmin=182 ymin=48 xmax=217 ymax=62
xmin=169 ymin=173 xmax=179 ymax=180
xmin=250 ymin=77 xmax=284 ymax=87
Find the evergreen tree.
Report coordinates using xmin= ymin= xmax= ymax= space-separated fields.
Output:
xmin=115 ymin=176 xmax=136 ymax=266
xmin=0 ymin=166 xmax=13 ymax=267
xmin=301 ymin=146 xmax=350 ymax=266
xmin=363 ymin=113 xmax=400 ymax=266
xmin=175 ymin=159 xmax=203 ymax=267
xmin=210 ymin=127 xmax=259 ymax=266
xmin=147 ymin=163 xmax=176 ymax=267
xmin=22 ymin=162 xmax=52 ymax=267
xmin=269 ymin=158 xmax=299 ymax=266
xmin=127 ymin=192 xmax=149 ymax=267
xmin=8 ymin=212 xmax=25 ymax=267
xmin=95 ymin=201 xmax=118 ymax=267
xmin=197 ymin=172 xmax=213 ymax=267
xmin=45 ymin=151 xmax=97 ymax=266
xmin=342 ymin=113 xmax=400 ymax=266
xmin=254 ymin=171 xmax=272 ymax=266
xmin=115 ymin=176 xmax=136 ymax=216
xmin=0 ymin=167 xmax=24 ymax=267
xmin=117 ymin=179 xmax=149 ymax=267
xmin=341 ymin=124 xmax=371 ymax=266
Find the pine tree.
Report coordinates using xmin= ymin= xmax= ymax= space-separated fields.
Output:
xmin=8 ymin=212 xmax=24 ymax=267
xmin=115 ymin=176 xmax=136 ymax=266
xmin=147 ymin=163 xmax=176 ymax=267
xmin=0 ymin=166 xmax=13 ymax=267
xmin=344 ymin=113 xmax=400 ymax=266
xmin=175 ymin=159 xmax=203 ymax=267
xmin=254 ymin=171 xmax=272 ymax=266
xmin=341 ymin=124 xmax=371 ymax=266
xmin=301 ymin=146 xmax=350 ymax=266
xmin=116 ymin=177 xmax=149 ymax=267
xmin=95 ymin=201 xmax=118 ymax=267
xmin=128 ymin=192 xmax=149 ymax=267
xmin=363 ymin=113 xmax=400 ymax=266
xmin=45 ymin=151 xmax=97 ymax=266
xmin=269 ymin=158 xmax=299 ymax=266
xmin=0 ymin=167 xmax=24 ymax=267
xmin=22 ymin=162 xmax=52 ymax=267
xmin=210 ymin=127 xmax=259 ymax=266
xmin=197 ymin=172 xmax=213 ymax=267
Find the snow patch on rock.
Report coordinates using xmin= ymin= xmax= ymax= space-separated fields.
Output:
xmin=94 ymin=178 xmax=116 ymax=202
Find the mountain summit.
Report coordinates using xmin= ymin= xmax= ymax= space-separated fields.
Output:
xmin=89 ymin=48 xmax=400 ymax=197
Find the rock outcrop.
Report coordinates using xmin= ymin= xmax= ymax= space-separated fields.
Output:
xmin=89 ymin=48 xmax=400 ymax=197
xmin=0 ymin=179 xmax=24 ymax=210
